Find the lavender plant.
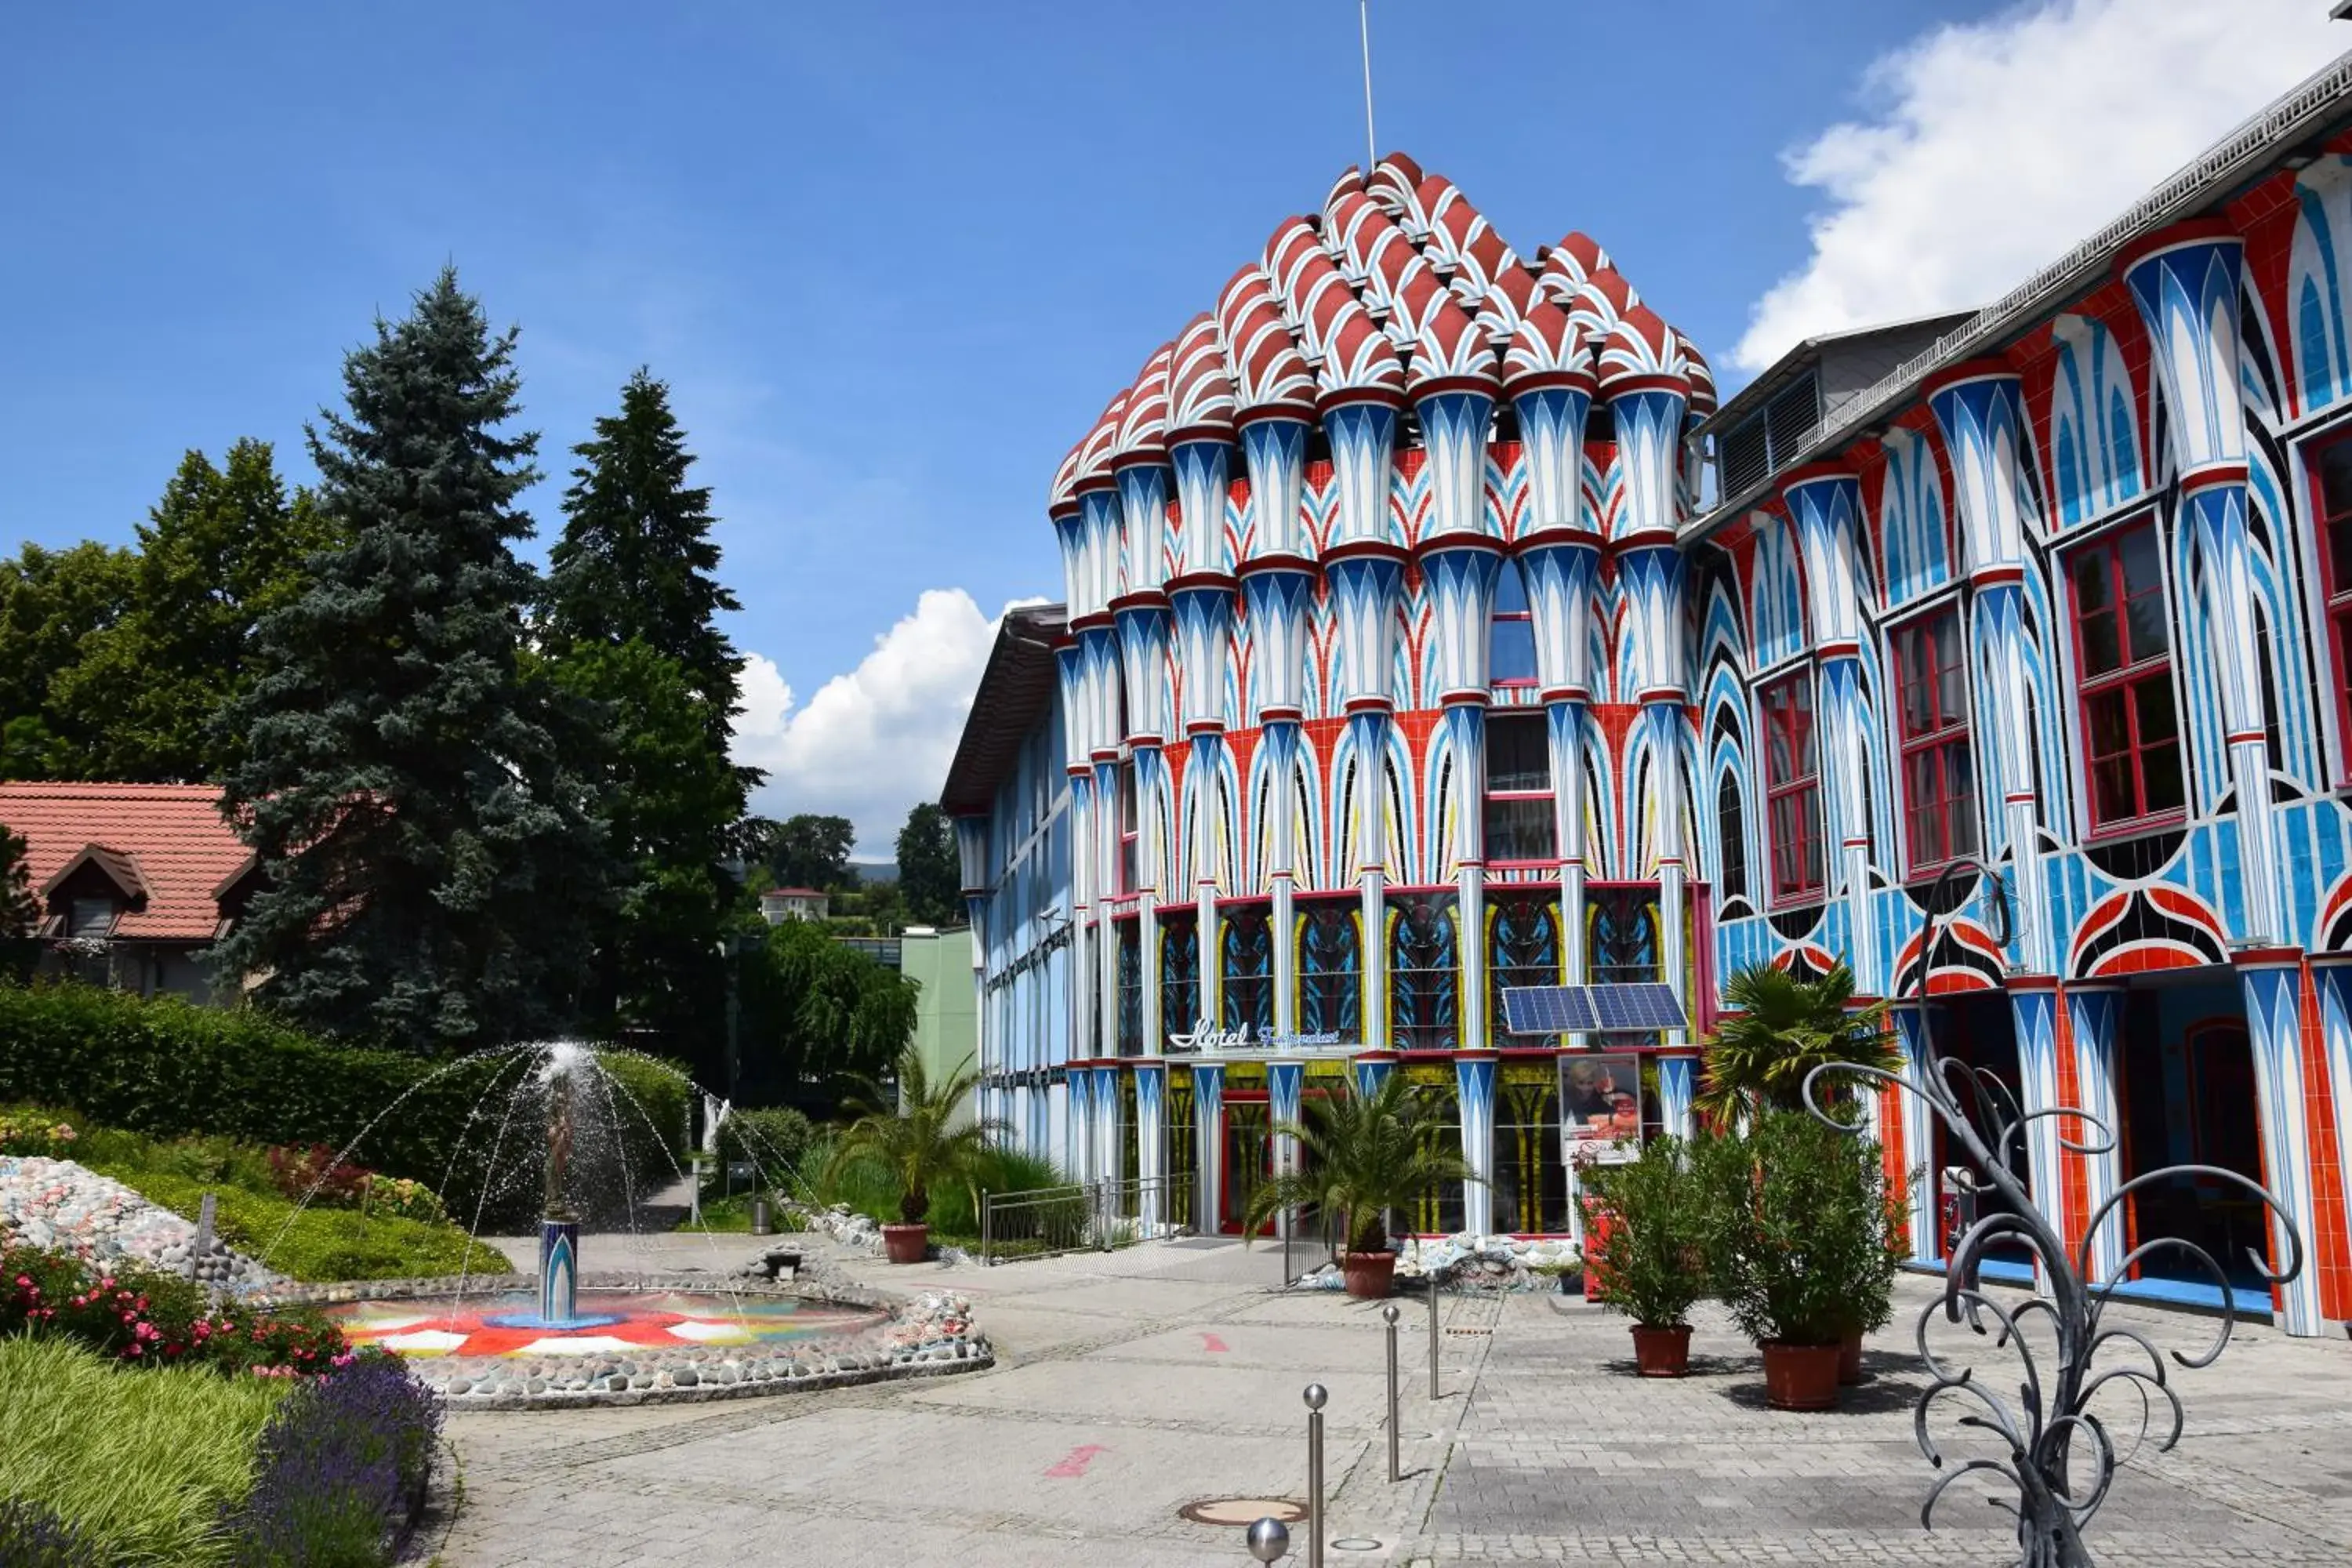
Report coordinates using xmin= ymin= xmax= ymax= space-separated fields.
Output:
xmin=0 ymin=1497 xmax=107 ymax=1568
xmin=228 ymin=1356 xmax=441 ymax=1568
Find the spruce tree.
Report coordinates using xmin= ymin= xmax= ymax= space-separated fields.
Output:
xmin=544 ymin=369 xmax=753 ymax=1075
xmin=547 ymin=369 xmax=746 ymax=741
xmin=212 ymin=268 xmax=612 ymax=1052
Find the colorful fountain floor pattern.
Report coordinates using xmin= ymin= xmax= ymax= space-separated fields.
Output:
xmin=328 ymin=1290 xmax=889 ymax=1359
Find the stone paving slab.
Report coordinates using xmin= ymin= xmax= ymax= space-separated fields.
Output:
xmin=434 ymin=1235 xmax=2352 ymax=1567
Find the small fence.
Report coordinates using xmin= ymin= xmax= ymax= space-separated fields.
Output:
xmin=977 ymin=1175 xmax=1182 ymax=1265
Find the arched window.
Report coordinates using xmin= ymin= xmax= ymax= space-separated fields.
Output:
xmin=1489 ymin=557 xmax=1538 ymax=687
xmin=1715 ymin=773 xmax=1748 ymax=903
xmin=1296 ymin=902 xmax=1362 ymax=1036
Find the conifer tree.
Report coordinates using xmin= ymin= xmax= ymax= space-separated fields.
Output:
xmin=544 ymin=369 xmax=753 ymax=1074
xmin=212 ymin=269 xmax=612 ymax=1051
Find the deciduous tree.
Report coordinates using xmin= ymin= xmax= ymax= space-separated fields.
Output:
xmin=895 ymin=802 xmax=960 ymax=926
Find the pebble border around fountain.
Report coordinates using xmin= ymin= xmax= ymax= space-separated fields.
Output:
xmin=256 ymin=1265 xmax=993 ymax=1410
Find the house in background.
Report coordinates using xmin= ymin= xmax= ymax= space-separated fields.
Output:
xmin=0 ymin=782 xmax=257 ymax=1003
xmin=758 ymin=886 xmax=830 ymax=924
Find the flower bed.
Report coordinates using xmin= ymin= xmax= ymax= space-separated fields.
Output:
xmin=2 ymin=1243 xmax=345 ymax=1375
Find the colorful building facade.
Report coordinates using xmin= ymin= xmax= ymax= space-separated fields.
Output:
xmin=946 ymin=58 xmax=2352 ymax=1338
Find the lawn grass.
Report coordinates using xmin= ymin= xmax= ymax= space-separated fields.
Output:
xmin=87 ymin=1161 xmax=511 ymax=1282
xmin=0 ymin=1335 xmax=291 ymax=1567
xmin=12 ymin=1107 xmax=513 ymax=1283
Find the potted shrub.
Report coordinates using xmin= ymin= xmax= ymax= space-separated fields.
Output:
xmin=1698 ymin=1112 xmax=1871 ymax=1410
xmin=1825 ymin=1137 xmax=1908 ymax=1385
xmin=1581 ymin=1136 xmax=1709 ymax=1377
xmin=1242 ymin=1074 xmax=1476 ymax=1300
xmin=826 ymin=1048 xmax=1001 ymax=1263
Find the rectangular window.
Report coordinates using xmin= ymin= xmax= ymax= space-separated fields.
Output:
xmin=2070 ymin=521 xmax=2184 ymax=831
xmin=1483 ymin=711 xmax=1555 ymax=863
xmin=1489 ymin=561 xmax=1538 ymax=686
xmin=1893 ymin=607 xmax=1978 ymax=874
xmin=2311 ymin=434 xmax=2352 ymax=779
xmin=1116 ymin=760 xmax=1138 ymax=895
xmin=1760 ymin=672 xmax=1824 ymax=899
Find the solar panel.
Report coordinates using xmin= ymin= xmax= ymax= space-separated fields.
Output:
xmin=1587 ymin=983 xmax=1687 ymax=1032
xmin=1500 ymin=986 xmax=1595 ymax=1036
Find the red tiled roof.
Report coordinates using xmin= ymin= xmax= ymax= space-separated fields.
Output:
xmin=0 ymin=783 xmax=252 ymax=941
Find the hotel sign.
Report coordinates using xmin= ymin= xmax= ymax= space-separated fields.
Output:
xmin=1167 ymin=1021 xmax=1354 ymax=1054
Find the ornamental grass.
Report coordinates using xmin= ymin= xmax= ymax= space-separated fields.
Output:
xmin=0 ymin=1336 xmax=290 ymax=1567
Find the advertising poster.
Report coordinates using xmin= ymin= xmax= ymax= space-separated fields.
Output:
xmin=1559 ymin=1052 xmax=1642 ymax=1166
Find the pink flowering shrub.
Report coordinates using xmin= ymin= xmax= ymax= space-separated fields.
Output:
xmin=0 ymin=1243 xmax=348 ymax=1375
xmin=0 ymin=1106 xmax=78 ymax=1159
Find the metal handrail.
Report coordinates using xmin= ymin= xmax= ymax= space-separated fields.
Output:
xmin=977 ymin=1174 xmax=1180 ymax=1265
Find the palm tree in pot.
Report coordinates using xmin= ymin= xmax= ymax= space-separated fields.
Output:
xmin=827 ymin=1048 xmax=1002 ymax=1263
xmin=1581 ymin=1134 xmax=1711 ymax=1377
xmin=1242 ymin=1074 xmax=1476 ymax=1300
xmin=1696 ymin=961 xmax=1900 ymax=1124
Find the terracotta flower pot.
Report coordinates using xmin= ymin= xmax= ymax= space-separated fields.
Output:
xmin=1759 ymin=1340 xmax=1842 ymax=1410
xmin=1838 ymin=1330 xmax=1864 ymax=1385
xmin=1630 ymin=1323 xmax=1693 ymax=1377
xmin=1342 ymin=1250 xmax=1398 ymax=1300
xmin=882 ymin=1223 xmax=930 ymax=1264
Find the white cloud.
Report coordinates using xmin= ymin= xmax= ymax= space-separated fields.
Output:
xmin=733 ymin=589 xmax=1047 ymax=854
xmin=1733 ymin=0 xmax=2345 ymax=372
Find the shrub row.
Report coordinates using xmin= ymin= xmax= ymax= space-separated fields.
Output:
xmin=0 ymin=982 xmax=688 ymax=1227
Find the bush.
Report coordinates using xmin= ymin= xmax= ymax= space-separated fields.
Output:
xmin=0 ymin=1105 xmax=80 ymax=1160
xmin=797 ymin=1133 xmax=1069 ymax=1241
xmin=2 ymin=1244 xmax=348 ymax=1374
xmin=229 ymin=1356 xmax=441 ymax=1568
xmin=0 ymin=982 xmax=688 ymax=1229
xmin=1582 ymin=1135 xmax=1710 ymax=1330
xmin=1698 ymin=1111 xmax=1901 ymax=1347
xmin=717 ymin=1105 xmax=815 ymax=1188
xmin=0 ymin=1334 xmax=292 ymax=1566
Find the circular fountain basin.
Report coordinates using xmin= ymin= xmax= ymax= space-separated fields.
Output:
xmin=328 ymin=1289 xmax=888 ymax=1359
xmin=284 ymin=1272 xmax=992 ymax=1408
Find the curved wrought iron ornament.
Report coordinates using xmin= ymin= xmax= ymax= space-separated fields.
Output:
xmin=1800 ymin=857 xmax=2304 ymax=1568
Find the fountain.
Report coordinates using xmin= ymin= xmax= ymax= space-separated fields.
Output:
xmin=249 ymin=1040 xmax=990 ymax=1407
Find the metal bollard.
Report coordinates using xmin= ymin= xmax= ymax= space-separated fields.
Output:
xmin=1428 ymin=1274 xmax=1441 ymax=1400
xmin=1381 ymin=1302 xmax=1401 ymax=1483
xmin=750 ymin=1196 xmax=771 ymax=1236
xmin=1303 ymin=1382 xmax=1327 ymax=1568
xmin=1245 ymin=1515 xmax=1290 ymax=1563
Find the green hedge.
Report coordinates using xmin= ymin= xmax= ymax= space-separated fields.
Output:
xmin=0 ymin=982 xmax=688 ymax=1229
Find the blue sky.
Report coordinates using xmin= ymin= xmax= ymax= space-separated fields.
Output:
xmin=3 ymin=2 xmax=2339 ymax=851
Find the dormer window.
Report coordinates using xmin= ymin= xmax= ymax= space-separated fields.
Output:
xmin=68 ymin=897 xmax=118 ymax=938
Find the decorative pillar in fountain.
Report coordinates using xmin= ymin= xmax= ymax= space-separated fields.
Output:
xmin=540 ymin=1051 xmax=581 ymax=1328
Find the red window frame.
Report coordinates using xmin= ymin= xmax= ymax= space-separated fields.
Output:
xmin=1482 ymin=710 xmax=1555 ymax=864
xmin=1116 ymin=760 xmax=1139 ymax=895
xmin=2068 ymin=521 xmax=2185 ymax=833
xmin=1489 ymin=558 xmax=1539 ymax=688
xmin=1892 ymin=605 xmax=1978 ymax=876
xmin=2310 ymin=430 xmax=2352 ymax=781
xmin=1759 ymin=670 xmax=1824 ymax=902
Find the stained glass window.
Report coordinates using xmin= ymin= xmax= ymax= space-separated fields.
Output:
xmin=1389 ymin=893 xmax=1459 ymax=1052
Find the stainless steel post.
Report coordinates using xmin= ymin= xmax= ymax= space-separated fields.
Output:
xmin=1303 ymin=1383 xmax=1327 ymax=1568
xmin=980 ymin=1189 xmax=991 ymax=1267
xmin=1428 ymin=1274 xmax=1441 ymax=1400
xmin=1382 ymin=1302 xmax=1401 ymax=1482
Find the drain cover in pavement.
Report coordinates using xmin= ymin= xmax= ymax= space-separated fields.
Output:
xmin=1334 ymin=1538 xmax=1384 ymax=1551
xmin=1181 ymin=1497 xmax=1307 ymax=1526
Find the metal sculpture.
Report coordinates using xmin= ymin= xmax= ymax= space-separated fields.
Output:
xmin=1801 ymin=856 xmax=2303 ymax=1568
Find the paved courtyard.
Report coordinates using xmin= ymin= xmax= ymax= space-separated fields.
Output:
xmin=431 ymin=1233 xmax=2352 ymax=1566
